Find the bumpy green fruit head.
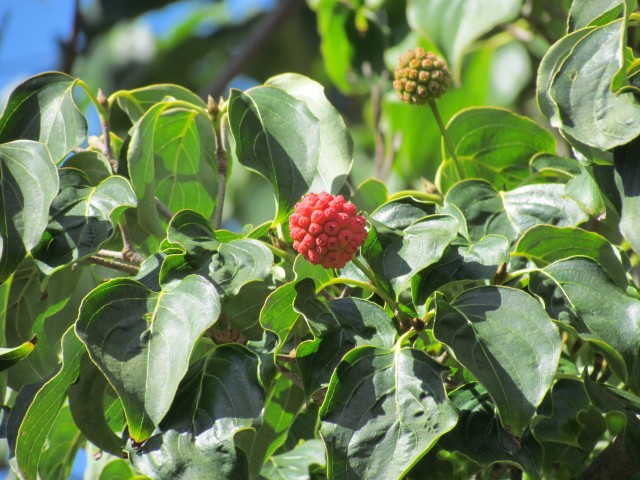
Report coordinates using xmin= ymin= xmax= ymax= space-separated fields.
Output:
xmin=393 ymin=48 xmax=452 ymax=104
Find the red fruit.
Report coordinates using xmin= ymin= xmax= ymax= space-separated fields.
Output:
xmin=289 ymin=192 xmax=368 ymax=269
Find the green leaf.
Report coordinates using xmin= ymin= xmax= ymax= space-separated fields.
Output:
xmin=412 ymin=235 xmax=510 ymax=317
xmin=445 ymin=180 xmax=588 ymax=244
xmin=258 ymin=439 xmax=327 ymax=480
xmin=319 ymin=345 xmax=458 ymax=480
xmin=0 ymin=140 xmax=58 ymax=283
xmin=614 ymin=138 xmax=640 ymax=255
xmin=227 ymin=86 xmax=320 ymax=225
xmin=237 ymin=376 xmax=306 ymax=480
xmin=437 ymin=107 xmax=556 ymax=192
xmin=294 ymin=279 xmax=396 ymax=394
xmin=352 ymin=178 xmax=388 ymax=213
xmin=62 ymin=150 xmax=112 ymax=184
xmin=370 ymin=196 xmax=437 ymax=230
xmin=434 ymin=286 xmax=561 ymax=435
xmin=565 ymin=164 xmax=606 ymax=217
xmin=127 ymin=101 xmax=218 ymax=237
xmin=529 ymin=258 xmax=640 ymax=391
xmin=37 ymin=406 xmax=83 ymax=480
xmin=439 ymin=383 xmax=541 ymax=475
xmin=533 ymin=378 xmax=596 ymax=447
xmin=68 ymin=355 xmax=125 ymax=456
xmin=363 ymin=214 xmax=458 ymax=297
xmin=514 ymin=225 xmax=627 ymax=288
xmin=541 ymin=20 xmax=640 ymax=150
xmin=568 ymin=0 xmax=631 ymax=31
xmin=0 ymin=336 xmax=37 ymax=372
xmin=75 ymin=274 xmax=221 ymax=442
xmin=131 ymin=345 xmax=264 ymax=480
xmin=11 ymin=327 xmax=84 ymax=480
xmin=259 ymin=282 xmax=300 ymax=355
xmin=32 ymin=169 xmax=137 ymax=275
xmin=266 ymin=73 xmax=352 ymax=194
xmin=406 ymin=0 xmax=523 ymax=78
xmin=115 ymin=84 xmax=207 ymax=123
xmin=0 ymin=72 xmax=87 ymax=161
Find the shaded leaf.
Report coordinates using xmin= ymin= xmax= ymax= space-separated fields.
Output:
xmin=0 ymin=141 xmax=58 ymax=283
xmin=319 ymin=345 xmax=458 ymax=480
xmin=412 ymin=235 xmax=510 ymax=317
xmin=363 ymin=214 xmax=458 ymax=297
xmin=434 ymin=286 xmax=561 ymax=435
xmin=529 ymin=257 xmax=640 ymax=390
xmin=440 ymin=383 xmax=542 ymax=475
xmin=614 ymin=137 xmax=640 ymax=255
xmin=131 ymin=345 xmax=264 ymax=480
xmin=259 ymin=282 xmax=300 ymax=355
xmin=370 ymin=196 xmax=437 ymax=230
xmin=10 ymin=327 xmax=84 ymax=480
xmin=228 ymin=86 xmax=320 ymax=225
xmin=294 ymin=279 xmax=396 ymax=394
xmin=68 ymin=355 xmax=125 ymax=456
xmin=75 ymin=275 xmax=220 ymax=442
xmin=38 ymin=406 xmax=83 ymax=480
xmin=32 ymin=169 xmax=137 ymax=275
xmin=266 ymin=73 xmax=352 ymax=194
xmin=0 ymin=72 xmax=86 ymax=161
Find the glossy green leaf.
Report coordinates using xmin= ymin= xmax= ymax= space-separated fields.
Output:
xmin=259 ymin=282 xmax=299 ymax=354
xmin=529 ymin=257 xmax=640 ymax=390
xmin=439 ymin=383 xmax=541 ymax=475
xmin=0 ymin=72 xmax=86 ymax=161
xmin=370 ymin=196 xmax=437 ymax=230
xmin=131 ymin=345 xmax=264 ymax=480
xmin=127 ymin=101 xmax=217 ymax=237
xmin=238 ymin=376 xmax=306 ymax=480
xmin=258 ymin=439 xmax=326 ymax=480
xmin=0 ymin=336 xmax=37 ymax=372
xmin=406 ymin=0 xmax=522 ymax=78
xmin=319 ymin=344 xmax=458 ymax=480
xmin=37 ymin=406 xmax=83 ymax=480
xmin=434 ymin=286 xmax=561 ymax=435
xmin=32 ymin=169 xmax=137 ymax=275
xmin=514 ymin=225 xmax=627 ymax=287
xmin=412 ymin=235 xmax=510 ymax=317
xmin=75 ymin=274 xmax=220 ymax=442
xmin=437 ymin=107 xmax=556 ymax=192
xmin=266 ymin=73 xmax=352 ymax=194
xmin=542 ymin=20 xmax=640 ymax=150
xmin=294 ymin=279 xmax=396 ymax=394
xmin=445 ymin=180 xmax=588 ymax=244
xmin=363 ymin=214 xmax=458 ymax=297
xmin=568 ymin=0 xmax=631 ymax=31
xmin=614 ymin=138 xmax=640 ymax=255
xmin=228 ymin=86 xmax=319 ymax=225
xmin=115 ymin=84 xmax=207 ymax=123
xmin=68 ymin=355 xmax=125 ymax=456
xmin=0 ymin=140 xmax=58 ymax=283
xmin=352 ymin=178 xmax=387 ymax=213
xmin=11 ymin=327 xmax=84 ymax=480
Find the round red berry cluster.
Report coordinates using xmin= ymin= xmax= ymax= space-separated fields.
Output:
xmin=289 ymin=192 xmax=367 ymax=269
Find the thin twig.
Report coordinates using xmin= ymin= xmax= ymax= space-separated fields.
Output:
xmin=119 ymin=219 xmax=144 ymax=265
xmin=155 ymin=198 xmax=174 ymax=222
xmin=97 ymin=89 xmax=118 ymax=172
xmin=214 ymin=114 xmax=229 ymax=229
xmin=60 ymin=0 xmax=82 ymax=74
xmin=203 ymin=0 xmax=304 ymax=98
xmin=87 ymin=255 xmax=139 ymax=275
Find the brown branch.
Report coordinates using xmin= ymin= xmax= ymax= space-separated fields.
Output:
xmin=60 ymin=0 xmax=82 ymax=74
xmin=86 ymin=254 xmax=139 ymax=275
xmin=203 ymin=0 xmax=304 ymax=98
xmin=97 ymin=89 xmax=118 ymax=172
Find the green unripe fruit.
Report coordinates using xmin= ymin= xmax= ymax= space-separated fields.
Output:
xmin=393 ymin=48 xmax=452 ymax=104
